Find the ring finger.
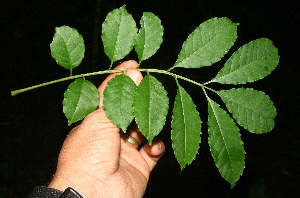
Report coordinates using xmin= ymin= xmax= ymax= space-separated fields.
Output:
xmin=124 ymin=123 xmax=145 ymax=149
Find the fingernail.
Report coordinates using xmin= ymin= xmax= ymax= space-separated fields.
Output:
xmin=154 ymin=141 xmax=162 ymax=151
xmin=126 ymin=70 xmax=142 ymax=85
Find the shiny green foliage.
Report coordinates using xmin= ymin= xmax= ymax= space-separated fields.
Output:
xmin=208 ymin=99 xmax=245 ymax=188
xmin=212 ymin=38 xmax=279 ymax=84
xmin=173 ymin=17 xmax=238 ymax=69
xmin=218 ymin=88 xmax=276 ymax=133
xmin=135 ymin=12 xmax=164 ymax=63
xmin=103 ymin=74 xmax=137 ymax=132
xmin=101 ymin=5 xmax=137 ymax=65
xmin=171 ymin=85 xmax=202 ymax=170
xmin=63 ymin=79 xmax=99 ymax=126
xmin=50 ymin=26 xmax=85 ymax=71
xmin=133 ymin=75 xmax=169 ymax=145
xmin=29 ymin=5 xmax=279 ymax=187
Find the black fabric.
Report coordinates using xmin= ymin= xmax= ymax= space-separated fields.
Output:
xmin=27 ymin=186 xmax=83 ymax=198
xmin=58 ymin=187 xmax=83 ymax=198
xmin=27 ymin=186 xmax=62 ymax=198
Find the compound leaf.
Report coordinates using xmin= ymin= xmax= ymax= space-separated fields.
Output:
xmin=208 ymin=99 xmax=245 ymax=188
xmin=218 ymin=88 xmax=276 ymax=134
xmin=63 ymin=79 xmax=99 ymax=126
xmin=171 ymin=85 xmax=202 ymax=170
xmin=212 ymin=38 xmax=279 ymax=84
xmin=50 ymin=26 xmax=85 ymax=70
xmin=135 ymin=12 xmax=164 ymax=63
xmin=102 ymin=5 xmax=137 ymax=65
xmin=173 ymin=17 xmax=238 ymax=69
xmin=133 ymin=74 xmax=169 ymax=144
xmin=103 ymin=74 xmax=137 ymax=132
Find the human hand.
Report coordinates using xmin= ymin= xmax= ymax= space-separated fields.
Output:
xmin=48 ymin=60 xmax=165 ymax=198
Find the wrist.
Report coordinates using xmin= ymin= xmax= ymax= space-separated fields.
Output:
xmin=48 ymin=171 xmax=105 ymax=198
xmin=48 ymin=173 xmax=88 ymax=197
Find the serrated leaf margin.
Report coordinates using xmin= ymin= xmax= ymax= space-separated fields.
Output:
xmin=103 ymin=74 xmax=137 ymax=132
xmin=212 ymin=38 xmax=279 ymax=84
xmin=171 ymin=85 xmax=202 ymax=170
xmin=218 ymin=88 xmax=277 ymax=133
xmin=50 ymin=26 xmax=85 ymax=70
xmin=63 ymin=79 xmax=99 ymax=125
xmin=134 ymin=12 xmax=164 ymax=63
xmin=173 ymin=17 xmax=238 ymax=69
xmin=207 ymin=98 xmax=245 ymax=188
xmin=133 ymin=74 xmax=169 ymax=144
xmin=101 ymin=5 xmax=137 ymax=65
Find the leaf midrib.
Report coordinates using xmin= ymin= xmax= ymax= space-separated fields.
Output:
xmin=209 ymin=100 xmax=234 ymax=177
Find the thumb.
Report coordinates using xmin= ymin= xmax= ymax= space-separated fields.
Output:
xmin=98 ymin=60 xmax=143 ymax=108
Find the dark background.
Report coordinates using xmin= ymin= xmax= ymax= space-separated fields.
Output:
xmin=1 ymin=0 xmax=299 ymax=197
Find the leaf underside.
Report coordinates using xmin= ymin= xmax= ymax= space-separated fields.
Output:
xmin=218 ymin=88 xmax=276 ymax=134
xmin=63 ymin=79 xmax=99 ymax=125
xmin=135 ymin=12 xmax=164 ymax=63
xmin=103 ymin=74 xmax=137 ymax=132
xmin=101 ymin=5 xmax=137 ymax=65
xmin=208 ymin=99 xmax=245 ymax=188
xmin=171 ymin=85 xmax=202 ymax=170
xmin=213 ymin=38 xmax=279 ymax=84
xmin=50 ymin=26 xmax=85 ymax=70
xmin=174 ymin=17 xmax=238 ymax=69
xmin=133 ymin=74 xmax=169 ymax=145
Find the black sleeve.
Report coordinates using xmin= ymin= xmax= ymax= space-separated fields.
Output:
xmin=27 ymin=186 xmax=83 ymax=198
xmin=27 ymin=186 xmax=62 ymax=198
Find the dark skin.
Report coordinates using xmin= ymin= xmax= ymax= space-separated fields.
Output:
xmin=48 ymin=60 xmax=165 ymax=197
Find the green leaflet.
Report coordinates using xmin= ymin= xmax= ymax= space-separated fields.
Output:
xmin=103 ymin=74 xmax=137 ymax=132
xmin=133 ymin=74 xmax=169 ymax=145
xmin=212 ymin=38 xmax=279 ymax=84
xmin=218 ymin=88 xmax=276 ymax=134
xmin=101 ymin=5 xmax=137 ymax=65
xmin=171 ymin=85 xmax=202 ymax=170
xmin=50 ymin=26 xmax=85 ymax=70
xmin=135 ymin=12 xmax=164 ymax=64
xmin=173 ymin=17 xmax=238 ymax=69
xmin=208 ymin=99 xmax=245 ymax=188
xmin=63 ymin=79 xmax=99 ymax=126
